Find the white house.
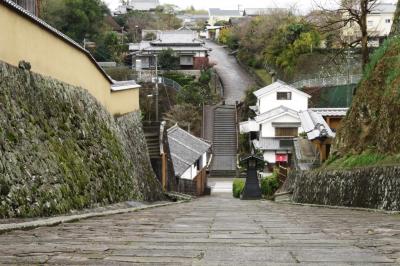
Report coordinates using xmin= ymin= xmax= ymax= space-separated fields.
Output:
xmin=208 ymin=8 xmax=242 ymax=26
xmin=114 ymin=0 xmax=160 ymax=14
xmin=342 ymin=1 xmax=397 ymax=46
xmin=129 ymin=30 xmax=210 ymax=70
xmin=167 ymin=125 xmax=211 ymax=181
xmin=240 ymin=81 xmax=311 ymax=166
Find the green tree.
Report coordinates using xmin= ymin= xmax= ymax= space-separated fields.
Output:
xmin=94 ymin=32 xmax=127 ymax=63
xmin=40 ymin=0 xmax=108 ymax=43
xmin=158 ymin=49 xmax=180 ymax=70
xmin=176 ymin=82 xmax=205 ymax=106
xmin=265 ymin=20 xmax=320 ymax=74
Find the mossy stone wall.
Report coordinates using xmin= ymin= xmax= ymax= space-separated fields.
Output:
xmin=289 ymin=167 xmax=400 ymax=211
xmin=0 ymin=61 xmax=162 ymax=218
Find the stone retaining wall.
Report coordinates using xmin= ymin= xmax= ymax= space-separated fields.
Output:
xmin=289 ymin=167 xmax=400 ymax=211
xmin=0 ymin=62 xmax=163 ymax=218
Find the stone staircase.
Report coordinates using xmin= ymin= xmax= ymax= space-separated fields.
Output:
xmin=210 ymin=105 xmax=238 ymax=177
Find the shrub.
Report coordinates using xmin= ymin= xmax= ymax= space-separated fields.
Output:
xmin=162 ymin=72 xmax=195 ymax=86
xmin=260 ymin=172 xmax=279 ymax=198
xmin=232 ymin=179 xmax=245 ymax=198
xmin=158 ymin=48 xmax=180 ymax=70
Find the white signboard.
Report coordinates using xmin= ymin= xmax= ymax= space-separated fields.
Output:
xmin=135 ymin=59 xmax=142 ymax=71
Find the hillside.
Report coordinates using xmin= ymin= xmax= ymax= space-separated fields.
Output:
xmin=0 ymin=62 xmax=163 ymax=218
xmin=334 ymin=37 xmax=400 ymax=161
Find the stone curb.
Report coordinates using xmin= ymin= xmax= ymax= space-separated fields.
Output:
xmin=0 ymin=200 xmax=190 ymax=234
xmin=273 ymin=201 xmax=400 ymax=215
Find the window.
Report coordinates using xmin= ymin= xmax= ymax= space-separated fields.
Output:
xmin=386 ymin=19 xmax=391 ymax=24
xmin=275 ymin=127 xmax=298 ymax=137
xmin=277 ymin=92 xmax=292 ymax=100
xmin=196 ymin=157 xmax=202 ymax=171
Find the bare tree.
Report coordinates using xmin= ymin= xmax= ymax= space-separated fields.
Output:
xmin=314 ymin=0 xmax=379 ymax=68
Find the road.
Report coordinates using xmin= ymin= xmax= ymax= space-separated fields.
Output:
xmin=0 ymin=193 xmax=399 ymax=265
xmin=207 ymin=41 xmax=255 ymax=104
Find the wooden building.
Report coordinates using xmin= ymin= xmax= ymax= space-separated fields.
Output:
xmin=167 ymin=125 xmax=212 ymax=196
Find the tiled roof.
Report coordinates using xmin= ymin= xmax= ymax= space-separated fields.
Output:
xmin=370 ymin=3 xmax=396 ymax=14
xmin=151 ymin=30 xmax=204 ymax=45
xmin=253 ymin=80 xmax=311 ymax=99
xmin=310 ymin=108 xmax=349 ymax=117
xmin=298 ymin=110 xmax=335 ymax=140
xmin=168 ymin=125 xmax=211 ymax=177
xmin=111 ymin=80 xmax=141 ymax=91
xmin=1 ymin=0 xmax=113 ymax=83
xmin=255 ymin=106 xmax=299 ymax=124
xmin=209 ymin=8 xmax=241 ymax=17
xmin=130 ymin=30 xmax=209 ymax=53
xmin=253 ymin=138 xmax=293 ymax=151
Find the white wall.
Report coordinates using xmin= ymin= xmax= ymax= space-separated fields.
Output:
xmin=179 ymin=152 xmax=207 ymax=180
xmin=260 ymin=114 xmax=301 ymax=138
xmin=201 ymin=153 xmax=207 ymax=168
xmin=368 ymin=13 xmax=393 ymax=37
xmin=258 ymin=90 xmax=308 ymax=114
xmin=264 ymin=151 xmax=276 ymax=164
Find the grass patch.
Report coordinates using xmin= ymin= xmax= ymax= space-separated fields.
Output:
xmin=324 ymin=151 xmax=400 ymax=169
xmin=253 ymin=68 xmax=272 ymax=86
xmin=232 ymin=179 xmax=245 ymax=198
xmin=260 ymin=171 xmax=279 ymax=198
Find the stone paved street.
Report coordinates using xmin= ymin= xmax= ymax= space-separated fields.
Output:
xmin=0 ymin=193 xmax=399 ymax=265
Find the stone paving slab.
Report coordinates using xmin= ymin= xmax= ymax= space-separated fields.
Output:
xmin=0 ymin=193 xmax=399 ymax=265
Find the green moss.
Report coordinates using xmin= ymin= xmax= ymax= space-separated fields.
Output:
xmin=0 ymin=62 xmax=161 ymax=218
xmin=253 ymin=68 xmax=272 ymax=86
xmin=6 ymin=131 xmax=17 ymax=143
xmin=324 ymin=151 xmax=400 ymax=169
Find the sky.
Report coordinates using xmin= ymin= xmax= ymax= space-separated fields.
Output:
xmin=104 ymin=0 xmax=319 ymax=13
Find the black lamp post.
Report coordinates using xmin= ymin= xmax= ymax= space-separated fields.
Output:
xmin=240 ymin=155 xmax=263 ymax=200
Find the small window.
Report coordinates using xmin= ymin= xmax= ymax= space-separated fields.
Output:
xmin=275 ymin=127 xmax=298 ymax=137
xmin=277 ymin=92 xmax=292 ymax=100
xmin=386 ymin=19 xmax=391 ymax=23
xmin=196 ymin=157 xmax=202 ymax=170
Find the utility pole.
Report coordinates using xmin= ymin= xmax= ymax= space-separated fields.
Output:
xmin=155 ymin=54 xmax=159 ymax=122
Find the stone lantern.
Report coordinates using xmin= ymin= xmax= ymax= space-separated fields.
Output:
xmin=240 ymin=155 xmax=263 ymax=200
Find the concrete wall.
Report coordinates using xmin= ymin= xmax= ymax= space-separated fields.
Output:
xmin=289 ymin=167 xmax=400 ymax=211
xmin=0 ymin=4 xmax=139 ymax=115
xmin=264 ymin=151 xmax=276 ymax=164
xmin=108 ymin=89 xmax=140 ymax=115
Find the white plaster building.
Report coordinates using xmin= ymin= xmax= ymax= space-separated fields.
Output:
xmin=240 ymin=81 xmax=311 ymax=166
xmin=342 ymin=1 xmax=397 ymax=47
xmin=114 ymin=0 xmax=160 ymax=15
xmin=167 ymin=125 xmax=211 ymax=181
